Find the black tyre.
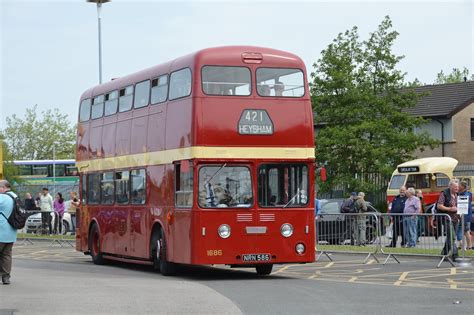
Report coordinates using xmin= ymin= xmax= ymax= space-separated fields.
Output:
xmin=151 ymin=229 xmax=161 ymax=272
xmin=89 ymin=224 xmax=105 ymax=265
xmin=153 ymin=229 xmax=176 ymax=276
xmin=256 ymin=264 xmax=273 ymax=275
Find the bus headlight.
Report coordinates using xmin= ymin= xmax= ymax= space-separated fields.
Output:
xmin=280 ymin=223 xmax=293 ymax=238
xmin=296 ymin=243 xmax=305 ymax=255
xmin=218 ymin=224 xmax=231 ymax=239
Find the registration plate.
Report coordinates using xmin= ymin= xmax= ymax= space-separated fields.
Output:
xmin=242 ymin=254 xmax=271 ymax=262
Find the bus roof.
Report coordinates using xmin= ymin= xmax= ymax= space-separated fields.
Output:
xmin=13 ymin=159 xmax=76 ymax=165
xmin=393 ymin=157 xmax=458 ymax=175
xmin=79 ymin=46 xmax=306 ymax=101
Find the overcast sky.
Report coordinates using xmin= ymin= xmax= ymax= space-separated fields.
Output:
xmin=1 ymin=0 xmax=473 ymax=126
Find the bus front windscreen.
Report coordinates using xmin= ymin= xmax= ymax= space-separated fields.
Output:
xmin=258 ymin=164 xmax=309 ymax=207
xmin=198 ymin=165 xmax=253 ymax=208
xmin=389 ymin=175 xmax=406 ymax=190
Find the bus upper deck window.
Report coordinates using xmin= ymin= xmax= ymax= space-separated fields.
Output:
xmin=256 ymin=68 xmax=304 ymax=97
xmin=91 ymin=95 xmax=105 ymax=119
xmin=104 ymin=90 xmax=118 ymax=116
xmin=169 ymin=68 xmax=191 ymax=100
xmin=119 ymin=85 xmax=134 ymax=112
xmin=201 ymin=66 xmax=251 ymax=96
xmin=134 ymin=80 xmax=150 ymax=109
xmin=79 ymin=99 xmax=91 ymax=122
xmin=151 ymin=75 xmax=168 ymax=104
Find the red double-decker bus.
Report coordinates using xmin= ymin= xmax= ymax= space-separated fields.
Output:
xmin=75 ymin=46 xmax=315 ymax=275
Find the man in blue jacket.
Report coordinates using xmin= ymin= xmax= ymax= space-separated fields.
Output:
xmin=388 ymin=186 xmax=407 ymax=247
xmin=0 ymin=180 xmax=17 ymax=285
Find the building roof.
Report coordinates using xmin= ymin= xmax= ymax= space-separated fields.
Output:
xmin=405 ymin=81 xmax=474 ymax=118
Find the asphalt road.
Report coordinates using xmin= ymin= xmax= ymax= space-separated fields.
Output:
xmin=1 ymin=243 xmax=473 ymax=314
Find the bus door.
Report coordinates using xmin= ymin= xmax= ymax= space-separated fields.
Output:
xmin=171 ymin=162 xmax=194 ymax=264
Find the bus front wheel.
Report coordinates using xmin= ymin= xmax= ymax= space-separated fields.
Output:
xmin=152 ymin=229 xmax=176 ymax=276
xmin=256 ymin=264 xmax=273 ymax=275
xmin=89 ymin=224 xmax=105 ymax=265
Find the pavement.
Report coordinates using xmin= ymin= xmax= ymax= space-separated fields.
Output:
xmin=1 ymin=242 xmax=473 ymax=314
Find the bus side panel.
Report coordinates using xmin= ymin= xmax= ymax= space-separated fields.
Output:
xmin=102 ymin=116 xmax=117 ymax=158
xmin=171 ymin=209 xmax=192 ymax=264
xmin=165 ymin=98 xmax=192 ymax=149
xmin=131 ymin=109 xmax=148 ymax=155
xmin=116 ymin=116 xmax=132 ymax=156
xmin=130 ymin=205 xmax=149 ymax=259
xmin=77 ymin=123 xmax=91 ymax=161
xmin=147 ymin=104 xmax=166 ymax=152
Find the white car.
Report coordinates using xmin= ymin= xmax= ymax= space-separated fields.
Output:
xmin=26 ymin=212 xmax=73 ymax=235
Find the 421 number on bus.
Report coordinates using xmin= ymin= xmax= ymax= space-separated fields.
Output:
xmin=238 ymin=109 xmax=274 ymax=135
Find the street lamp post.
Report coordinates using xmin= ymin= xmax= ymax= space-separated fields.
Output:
xmin=87 ymin=0 xmax=111 ymax=84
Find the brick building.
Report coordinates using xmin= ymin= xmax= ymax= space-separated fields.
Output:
xmin=409 ymin=80 xmax=474 ymax=170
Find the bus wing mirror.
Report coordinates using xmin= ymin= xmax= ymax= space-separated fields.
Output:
xmin=317 ymin=166 xmax=327 ymax=182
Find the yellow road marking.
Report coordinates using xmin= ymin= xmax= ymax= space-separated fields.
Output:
xmin=273 ymin=265 xmax=292 ymax=274
xmin=450 ymin=268 xmax=456 ymax=275
xmin=348 ymin=277 xmax=358 ymax=282
xmin=324 ymin=262 xmax=335 ymax=268
xmin=366 ymin=259 xmax=375 ymax=265
xmin=447 ymin=279 xmax=457 ymax=289
xmin=394 ymin=272 xmax=409 ymax=286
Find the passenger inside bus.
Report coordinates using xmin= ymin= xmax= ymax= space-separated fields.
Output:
xmin=274 ymin=81 xmax=285 ymax=96
xmin=258 ymin=84 xmax=271 ymax=96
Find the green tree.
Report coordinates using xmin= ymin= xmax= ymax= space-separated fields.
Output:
xmin=0 ymin=105 xmax=76 ymax=160
xmin=435 ymin=67 xmax=474 ymax=84
xmin=311 ymin=16 xmax=438 ymax=193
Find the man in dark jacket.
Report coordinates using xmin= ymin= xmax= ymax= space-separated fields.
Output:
xmin=437 ymin=180 xmax=460 ymax=259
xmin=24 ymin=192 xmax=37 ymax=211
xmin=388 ymin=186 xmax=407 ymax=247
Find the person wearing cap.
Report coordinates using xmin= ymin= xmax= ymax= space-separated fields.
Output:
xmin=340 ymin=192 xmax=358 ymax=245
xmin=388 ymin=186 xmax=407 ymax=247
xmin=354 ymin=192 xmax=368 ymax=246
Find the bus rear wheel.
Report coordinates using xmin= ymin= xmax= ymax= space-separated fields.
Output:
xmin=152 ymin=229 xmax=176 ymax=276
xmin=256 ymin=264 xmax=273 ymax=275
xmin=89 ymin=224 xmax=105 ymax=265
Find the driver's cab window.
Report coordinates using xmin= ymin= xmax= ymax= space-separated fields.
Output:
xmin=198 ymin=165 xmax=252 ymax=208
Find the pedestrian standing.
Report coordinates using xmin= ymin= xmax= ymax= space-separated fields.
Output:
xmin=457 ymin=181 xmax=472 ymax=250
xmin=0 ymin=180 xmax=18 ymax=285
xmin=53 ymin=192 xmax=65 ymax=234
xmin=39 ymin=188 xmax=53 ymax=234
xmin=403 ymin=187 xmax=420 ymax=248
xmin=68 ymin=191 xmax=80 ymax=233
xmin=340 ymin=192 xmax=357 ymax=245
xmin=437 ymin=179 xmax=460 ymax=260
xmin=354 ymin=192 xmax=368 ymax=246
xmin=415 ymin=189 xmax=425 ymax=242
xmin=388 ymin=186 xmax=407 ymax=247
xmin=23 ymin=192 xmax=37 ymax=211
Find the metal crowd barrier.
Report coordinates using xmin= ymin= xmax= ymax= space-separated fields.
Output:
xmin=315 ymin=212 xmax=462 ymax=268
xmin=17 ymin=210 xmax=74 ymax=248
xmin=378 ymin=213 xmax=456 ymax=267
xmin=315 ymin=212 xmax=380 ymax=264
